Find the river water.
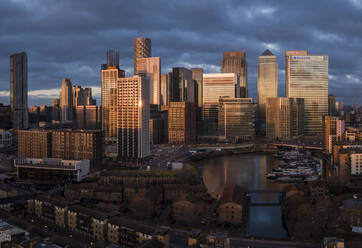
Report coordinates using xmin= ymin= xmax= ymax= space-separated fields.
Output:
xmin=194 ymin=153 xmax=288 ymax=239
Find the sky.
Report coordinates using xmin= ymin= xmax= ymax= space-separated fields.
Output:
xmin=0 ymin=0 xmax=361 ymax=106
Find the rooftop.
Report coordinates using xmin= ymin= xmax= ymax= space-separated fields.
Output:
xmin=219 ymin=184 xmax=246 ymax=205
xmin=260 ymin=49 xmax=274 ymax=56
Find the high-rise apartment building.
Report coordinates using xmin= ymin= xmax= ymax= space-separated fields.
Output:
xmin=285 ymin=51 xmax=328 ymax=136
xmin=221 ymin=51 xmax=248 ymax=97
xmin=323 ymin=116 xmax=345 ymax=154
xmin=266 ymin=97 xmax=304 ymax=141
xmin=134 ymin=37 xmax=151 ymax=74
xmin=10 ymin=52 xmax=28 ymax=129
xmin=161 ymin=74 xmax=168 ymax=107
xmin=169 ymin=68 xmax=194 ymax=103
xmin=257 ymin=49 xmax=278 ymax=123
xmin=51 ymin=129 xmax=104 ymax=165
xmin=60 ymin=78 xmax=73 ymax=122
xmin=218 ymin=97 xmax=256 ymax=142
xmin=202 ymin=73 xmax=239 ymax=138
xmin=101 ymin=65 xmax=125 ymax=142
xmin=18 ymin=130 xmax=52 ymax=158
xmin=117 ymin=76 xmax=150 ymax=160
xmin=135 ymin=57 xmax=161 ymax=106
xmin=168 ymin=101 xmax=196 ymax=144
xmin=192 ymin=68 xmax=203 ymax=107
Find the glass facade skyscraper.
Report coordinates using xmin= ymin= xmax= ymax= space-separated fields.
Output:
xmin=135 ymin=57 xmax=161 ymax=107
xmin=286 ymin=51 xmax=328 ymax=136
xmin=101 ymin=66 xmax=125 ymax=142
xmin=257 ymin=49 xmax=278 ymax=123
xmin=221 ymin=51 xmax=248 ymax=97
xmin=202 ymin=73 xmax=239 ymax=139
xmin=10 ymin=52 xmax=28 ymax=129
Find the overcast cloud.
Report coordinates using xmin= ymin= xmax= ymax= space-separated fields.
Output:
xmin=0 ymin=0 xmax=361 ymax=106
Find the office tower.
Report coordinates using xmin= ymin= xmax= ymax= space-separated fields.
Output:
xmin=134 ymin=37 xmax=151 ymax=74
xmin=202 ymin=73 xmax=239 ymax=138
xmin=257 ymin=49 xmax=278 ymax=123
xmin=117 ymin=76 xmax=150 ymax=160
xmin=221 ymin=51 xmax=248 ymax=97
xmin=75 ymin=105 xmax=102 ymax=129
xmin=18 ymin=130 xmax=52 ymax=158
xmin=60 ymin=78 xmax=73 ymax=122
xmin=10 ymin=52 xmax=28 ymax=129
xmin=136 ymin=57 xmax=161 ymax=106
xmin=161 ymin=74 xmax=168 ymax=107
xmin=0 ymin=104 xmax=11 ymax=130
xmin=52 ymin=98 xmax=60 ymax=121
xmin=266 ymin=97 xmax=305 ymax=141
xmin=218 ymin=98 xmax=256 ymax=142
xmin=169 ymin=68 xmax=194 ymax=103
xmin=323 ymin=116 xmax=345 ymax=154
xmin=328 ymin=94 xmax=337 ymax=116
xmin=168 ymin=101 xmax=196 ymax=144
xmin=285 ymin=50 xmax=328 ymax=136
xmin=107 ymin=49 xmax=119 ymax=68
xmin=101 ymin=64 xmax=125 ymax=141
xmin=192 ymin=68 xmax=203 ymax=107
xmin=149 ymin=104 xmax=164 ymax=144
xmin=51 ymin=129 xmax=104 ymax=166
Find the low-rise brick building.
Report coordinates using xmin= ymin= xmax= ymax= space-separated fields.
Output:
xmin=217 ymin=184 xmax=246 ymax=225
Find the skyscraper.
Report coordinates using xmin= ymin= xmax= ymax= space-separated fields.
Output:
xmin=161 ymin=74 xmax=168 ymax=107
xmin=107 ymin=49 xmax=119 ymax=68
xmin=221 ymin=51 xmax=248 ymax=97
xmin=101 ymin=63 xmax=125 ymax=142
xmin=60 ymin=78 xmax=73 ymax=122
xmin=328 ymin=94 xmax=337 ymax=116
xmin=192 ymin=68 xmax=203 ymax=107
xmin=135 ymin=57 xmax=161 ymax=106
xmin=10 ymin=52 xmax=28 ymax=129
xmin=169 ymin=68 xmax=194 ymax=103
xmin=285 ymin=50 xmax=328 ymax=136
xmin=257 ymin=49 xmax=278 ymax=123
xmin=218 ymin=97 xmax=256 ymax=142
xmin=202 ymin=73 xmax=239 ymax=139
xmin=168 ymin=101 xmax=196 ymax=144
xmin=134 ymin=37 xmax=151 ymax=74
xmin=117 ymin=76 xmax=150 ymax=160
xmin=266 ymin=97 xmax=304 ymax=141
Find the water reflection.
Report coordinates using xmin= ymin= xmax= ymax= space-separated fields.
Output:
xmin=201 ymin=153 xmax=283 ymax=198
xmin=197 ymin=153 xmax=288 ymax=239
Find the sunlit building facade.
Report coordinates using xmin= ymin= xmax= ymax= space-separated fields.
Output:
xmin=323 ymin=116 xmax=345 ymax=154
xmin=218 ymin=97 xmax=255 ymax=142
xmin=161 ymin=74 xmax=168 ymax=107
xmin=266 ymin=97 xmax=304 ymax=141
xmin=257 ymin=49 xmax=278 ymax=123
xmin=221 ymin=51 xmax=248 ymax=97
xmin=134 ymin=37 xmax=151 ymax=74
xmin=136 ymin=57 xmax=161 ymax=107
xmin=202 ymin=73 xmax=239 ymax=138
xmin=60 ymin=78 xmax=73 ymax=122
xmin=10 ymin=52 xmax=28 ymax=129
xmin=286 ymin=51 xmax=328 ymax=136
xmin=101 ymin=66 xmax=125 ymax=141
xmin=117 ymin=76 xmax=150 ymax=160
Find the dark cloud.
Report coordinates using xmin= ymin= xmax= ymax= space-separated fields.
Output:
xmin=0 ymin=0 xmax=361 ymax=106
